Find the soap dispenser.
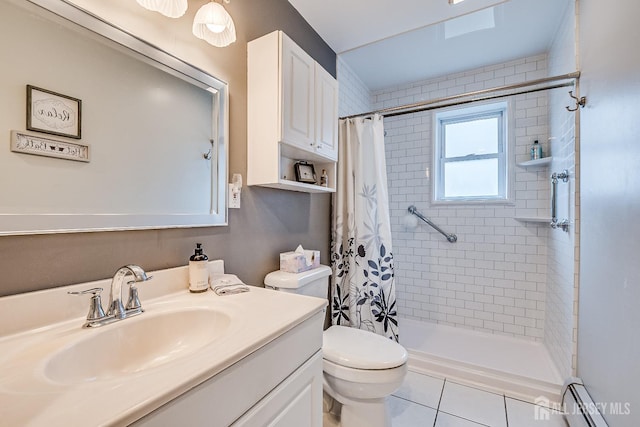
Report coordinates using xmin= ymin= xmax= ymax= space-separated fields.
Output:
xmin=189 ymin=243 xmax=209 ymax=293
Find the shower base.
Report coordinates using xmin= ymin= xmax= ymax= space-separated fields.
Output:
xmin=399 ymin=317 xmax=564 ymax=403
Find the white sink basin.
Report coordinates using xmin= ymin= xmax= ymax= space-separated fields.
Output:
xmin=44 ymin=308 xmax=230 ymax=384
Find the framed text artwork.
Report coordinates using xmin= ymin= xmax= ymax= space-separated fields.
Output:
xmin=11 ymin=130 xmax=90 ymax=162
xmin=26 ymin=85 xmax=82 ymax=139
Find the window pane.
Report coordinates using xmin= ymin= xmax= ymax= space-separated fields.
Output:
xmin=444 ymin=158 xmax=499 ymax=198
xmin=444 ymin=117 xmax=498 ymax=158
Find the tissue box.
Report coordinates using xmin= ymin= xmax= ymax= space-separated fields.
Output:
xmin=280 ymin=250 xmax=320 ymax=273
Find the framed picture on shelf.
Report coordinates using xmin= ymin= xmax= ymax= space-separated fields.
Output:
xmin=294 ymin=161 xmax=317 ymax=184
xmin=27 ymin=85 xmax=82 ymax=139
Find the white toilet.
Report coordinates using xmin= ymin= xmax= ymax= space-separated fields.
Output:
xmin=265 ymin=265 xmax=408 ymax=427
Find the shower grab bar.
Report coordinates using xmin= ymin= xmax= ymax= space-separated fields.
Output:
xmin=408 ymin=205 xmax=457 ymax=243
xmin=550 ymin=170 xmax=570 ymax=232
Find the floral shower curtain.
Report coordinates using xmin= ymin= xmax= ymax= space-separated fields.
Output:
xmin=330 ymin=114 xmax=398 ymax=341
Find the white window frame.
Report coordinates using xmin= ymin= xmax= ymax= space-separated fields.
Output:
xmin=433 ymin=101 xmax=510 ymax=203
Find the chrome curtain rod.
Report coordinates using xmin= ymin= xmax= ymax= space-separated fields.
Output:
xmin=340 ymin=71 xmax=581 ymax=120
xmin=408 ymin=205 xmax=457 ymax=243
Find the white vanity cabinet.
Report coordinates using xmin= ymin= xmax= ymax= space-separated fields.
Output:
xmin=131 ymin=310 xmax=324 ymax=427
xmin=231 ymin=352 xmax=322 ymax=427
xmin=248 ymin=30 xmax=338 ymax=193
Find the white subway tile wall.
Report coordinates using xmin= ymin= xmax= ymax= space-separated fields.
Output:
xmin=336 ymin=28 xmax=578 ymax=366
xmin=337 ymin=57 xmax=373 ymax=117
xmin=545 ymin=0 xmax=579 ymax=378
xmin=372 ymin=55 xmax=551 ymax=340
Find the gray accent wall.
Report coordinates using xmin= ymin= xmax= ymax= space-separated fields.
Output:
xmin=578 ymin=0 xmax=640 ymax=425
xmin=0 ymin=0 xmax=335 ymax=296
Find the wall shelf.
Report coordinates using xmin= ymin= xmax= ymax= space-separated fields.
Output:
xmin=516 ymin=157 xmax=552 ymax=169
xmin=515 ymin=217 xmax=551 ymax=224
xmin=260 ymin=179 xmax=335 ymax=194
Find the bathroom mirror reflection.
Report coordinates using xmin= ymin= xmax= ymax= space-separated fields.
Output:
xmin=0 ymin=0 xmax=229 ymax=235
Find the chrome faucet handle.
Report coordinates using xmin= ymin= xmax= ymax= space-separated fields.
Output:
xmin=124 ymin=265 xmax=152 ymax=312
xmin=125 ymin=282 xmax=143 ymax=312
xmin=68 ymin=287 xmax=107 ymax=324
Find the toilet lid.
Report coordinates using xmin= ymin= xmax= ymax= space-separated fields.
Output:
xmin=323 ymin=326 xmax=408 ymax=370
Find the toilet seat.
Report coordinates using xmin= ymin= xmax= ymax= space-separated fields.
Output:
xmin=323 ymin=326 xmax=407 ymax=370
xmin=323 ymin=358 xmax=407 ymax=384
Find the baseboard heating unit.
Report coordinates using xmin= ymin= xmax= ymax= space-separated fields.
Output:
xmin=562 ymin=378 xmax=608 ymax=427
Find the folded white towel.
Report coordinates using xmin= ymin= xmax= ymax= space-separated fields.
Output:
xmin=210 ymin=274 xmax=250 ymax=296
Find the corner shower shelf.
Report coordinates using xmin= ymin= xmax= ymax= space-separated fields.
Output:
xmin=515 ymin=217 xmax=552 ymax=224
xmin=516 ymin=157 xmax=552 ymax=169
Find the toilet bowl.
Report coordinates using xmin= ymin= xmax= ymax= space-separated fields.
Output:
xmin=265 ymin=267 xmax=408 ymax=427
xmin=322 ymin=325 xmax=407 ymax=427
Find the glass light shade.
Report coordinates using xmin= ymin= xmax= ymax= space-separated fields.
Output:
xmin=193 ymin=2 xmax=236 ymax=47
xmin=136 ymin=0 xmax=188 ymax=18
xmin=206 ymin=23 xmax=226 ymax=33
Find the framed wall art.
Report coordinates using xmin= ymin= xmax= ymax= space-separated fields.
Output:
xmin=10 ymin=130 xmax=90 ymax=162
xmin=294 ymin=161 xmax=317 ymax=184
xmin=26 ymin=85 xmax=82 ymax=139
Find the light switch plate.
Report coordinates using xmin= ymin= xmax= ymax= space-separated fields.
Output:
xmin=228 ymin=184 xmax=241 ymax=209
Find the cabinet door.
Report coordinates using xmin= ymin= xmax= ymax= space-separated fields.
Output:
xmin=231 ymin=351 xmax=323 ymax=427
xmin=314 ymin=63 xmax=339 ymax=161
xmin=281 ymin=34 xmax=315 ymax=151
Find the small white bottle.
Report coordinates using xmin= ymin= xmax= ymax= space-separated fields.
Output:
xmin=189 ymin=243 xmax=209 ymax=293
xmin=320 ymin=169 xmax=328 ymax=187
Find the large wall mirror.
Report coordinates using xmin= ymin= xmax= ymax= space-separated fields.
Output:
xmin=0 ymin=0 xmax=228 ymax=235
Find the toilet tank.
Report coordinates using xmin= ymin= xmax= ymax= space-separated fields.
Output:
xmin=264 ymin=265 xmax=332 ymax=299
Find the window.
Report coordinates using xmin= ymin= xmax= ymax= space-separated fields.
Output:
xmin=434 ymin=102 xmax=508 ymax=202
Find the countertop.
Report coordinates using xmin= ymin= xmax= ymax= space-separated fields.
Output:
xmin=0 ymin=262 xmax=327 ymax=426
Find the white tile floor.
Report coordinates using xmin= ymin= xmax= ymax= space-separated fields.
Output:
xmin=324 ymin=370 xmax=568 ymax=427
xmin=389 ymin=371 xmax=568 ymax=427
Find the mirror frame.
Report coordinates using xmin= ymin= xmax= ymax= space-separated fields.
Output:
xmin=1 ymin=0 xmax=229 ymax=235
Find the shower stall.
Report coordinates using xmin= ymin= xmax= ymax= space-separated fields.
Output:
xmin=336 ymin=1 xmax=579 ymax=403
xmin=379 ymin=68 xmax=578 ymax=404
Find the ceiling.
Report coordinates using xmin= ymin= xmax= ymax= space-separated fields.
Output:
xmin=287 ymin=0 xmax=571 ymax=91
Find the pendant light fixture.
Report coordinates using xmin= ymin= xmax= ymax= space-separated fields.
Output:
xmin=136 ymin=0 xmax=188 ymax=18
xmin=192 ymin=0 xmax=237 ymax=47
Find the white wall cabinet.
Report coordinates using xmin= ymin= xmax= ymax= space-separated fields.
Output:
xmin=281 ymin=34 xmax=315 ymax=152
xmin=314 ymin=63 xmax=339 ymax=160
xmin=248 ymin=30 xmax=338 ymax=193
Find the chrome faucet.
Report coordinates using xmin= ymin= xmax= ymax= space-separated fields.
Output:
xmin=69 ymin=264 xmax=152 ymax=328
xmin=107 ymin=265 xmax=152 ymax=319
